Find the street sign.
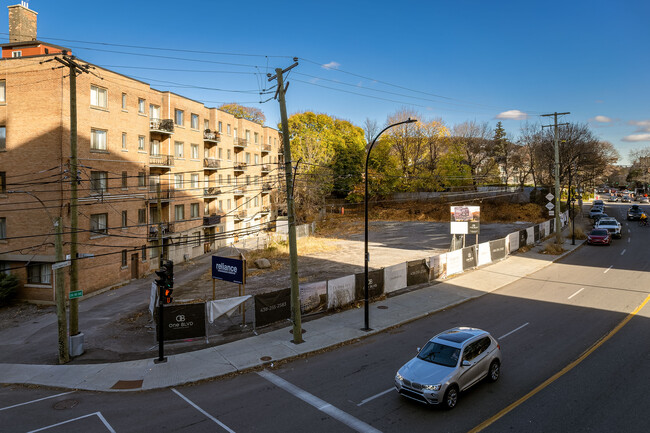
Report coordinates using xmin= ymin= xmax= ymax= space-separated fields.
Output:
xmin=545 ymin=202 xmax=555 ymax=210
xmin=546 ymin=193 xmax=554 ymax=201
xmin=69 ymin=290 xmax=83 ymax=299
xmin=52 ymin=260 xmax=71 ymax=270
xmin=549 ymin=210 xmax=555 ymax=216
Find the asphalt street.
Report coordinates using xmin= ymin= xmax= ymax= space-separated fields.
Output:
xmin=1 ymin=203 xmax=648 ymax=432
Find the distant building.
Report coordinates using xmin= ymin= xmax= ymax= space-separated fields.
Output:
xmin=0 ymin=3 xmax=281 ymax=302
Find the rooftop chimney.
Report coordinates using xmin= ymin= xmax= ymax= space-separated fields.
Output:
xmin=8 ymin=2 xmax=37 ymax=43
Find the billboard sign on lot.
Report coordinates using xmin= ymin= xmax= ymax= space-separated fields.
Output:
xmin=161 ymin=303 xmax=206 ymax=341
xmin=450 ymin=206 xmax=480 ymax=234
xmin=212 ymin=255 xmax=245 ymax=284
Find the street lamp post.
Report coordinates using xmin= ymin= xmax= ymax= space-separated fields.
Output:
xmin=363 ymin=118 xmax=417 ymax=331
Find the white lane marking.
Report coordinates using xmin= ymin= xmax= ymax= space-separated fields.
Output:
xmin=498 ymin=322 xmax=529 ymax=340
xmin=628 ymin=238 xmax=631 ymax=243
xmin=0 ymin=391 xmax=74 ymax=412
xmin=621 ymin=249 xmax=626 ymax=256
xmin=628 ymin=228 xmax=631 ymax=233
xmin=604 ymin=265 xmax=613 ymax=274
xmin=27 ymin=412 xmax=116 ymax=433
xmin=568 ymin=288 xmax=585 ymax=299
xmin=258 ymin=370 xmax=382 ymax=433
xmin=357 ymin=388 xmax=394 ymax=406
xmin=171 ymin=388 xmax=236 ymax=433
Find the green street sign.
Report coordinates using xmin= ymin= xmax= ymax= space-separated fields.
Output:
xmin=69 ymin=290 xmax=83 ymax=299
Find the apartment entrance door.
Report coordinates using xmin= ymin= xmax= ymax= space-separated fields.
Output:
xmin=131 ymin=253 xmax=139 ymax=279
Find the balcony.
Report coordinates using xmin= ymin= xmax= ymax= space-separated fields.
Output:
xmin=260 ymin=206 xmax=270 ymax=215
xmin=149 ymin=154 xmax=174 ymax=168
xmin=234 ymin=138 xmax=248 ymax=150
xmin=148 ymin=186 xmax=175 ymax=201
xmin=148 ymin=222 xmax=174 ymax=240
xmin=233 ymin=162 xmax=247 ymax=173
xmin=203 ymin=214 xmax=221 ymax=226
xmin=260 ymin=164 xmax=270 ymax=174
xmin=261 ymin=143 xmax=272 ymax=154
xmin=261 ymin=182 xmax=272 ymax=194
xmin=235 ymin=210 xmax=247 ymax=220
xmin=203 ymin=158 xmax=221 ymax=170
xmin=203 ymin=187 xmax=221 ymax=198
xmin=203 ymin=129 xmax=221 ymax=144
xmin=233 ymin=186 xmax=246 ymax=196
xmin=149 ymin=118 xmax=174 ymax=135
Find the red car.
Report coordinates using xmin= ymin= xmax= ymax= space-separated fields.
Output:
xmin=587 ymin=229 xmax=611 ymax=246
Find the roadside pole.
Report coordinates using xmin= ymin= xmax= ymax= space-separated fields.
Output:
xmin=54 ymin=217 xmax=69 ymax=364
xmin=542 ymin=112 xmax=570 ymax=243
xmin=155 ymin=183 xmax=166 ymax=363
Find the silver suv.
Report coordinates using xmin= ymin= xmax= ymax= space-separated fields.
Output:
xmin=395 ymin=327 xmax=501 ymax=409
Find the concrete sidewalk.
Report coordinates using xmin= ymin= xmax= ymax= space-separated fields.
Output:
xmin=0 ymin=238 xmax=583 ymax=392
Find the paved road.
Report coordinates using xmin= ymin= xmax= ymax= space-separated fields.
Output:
xmin=1 ymin=203 xmax=648 ymax=432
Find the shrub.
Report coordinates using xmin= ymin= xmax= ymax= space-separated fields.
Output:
xmin=0 ymin=273 xmax=20 ymax=305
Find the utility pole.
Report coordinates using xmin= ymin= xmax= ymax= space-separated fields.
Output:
xmin=54 ymin=217 xmax=69 ymax=364
xmin=542 ymin=112 xmax=570 ymax=244
xmin=155 ymin=182 xmax=166 ymax=363
xmin=53 ymin=53 xmax=93 ymax=349
xmin=268 ymin=59 xmax=303 ymax=344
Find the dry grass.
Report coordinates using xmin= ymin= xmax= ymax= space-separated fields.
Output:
xmin=568 ymin=223 xmax=588 ymax=240
xmin=541 ymin=242 xmax=565 ymax=255
xmin=245 ymin=237 xmax=339 ymax=277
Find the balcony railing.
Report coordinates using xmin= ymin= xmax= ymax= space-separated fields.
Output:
xmin=236 ymin=210 xmax=247 ymax=219
xmin=234 ymin=138 xmax=248 ymax=149
xmin=233 ymin=186 xmax=246 ymax=195
xmin=261 ymin=143 xmax=272 ymax=153
xmin=233 ymin=162 xmax=247 ymax=172
xmin=149 ymin=154 xmax=174 ymax=167
xmin=203 ymin=158 xmax=221 ymax=169
xmin=203 ymin=130 xmax=221 ymax=143
xmin=148 ymin=186 xmax=175 ymax=201
xmin=260 ymin=206 xmax=270 ymax=214
xmin=203 ymin=214 xmax=221 ymax=226
xmin=203 ymin=187 xmax=221 ymax=197
xmin=148 ymin=222 xmax=174 ymax=240
xmin=261 ymin=182 xmax=272 ymax=193
xmin=149 ymin=118 xmax=174 ymax=134
xmin=260 ymin=164 xmax=270 ymax=173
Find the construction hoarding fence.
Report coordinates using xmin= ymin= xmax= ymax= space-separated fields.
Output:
xmin=407 ymin=259 xmax=429 ymax=286
xmin=300 ymin=281 xmax=327 ymax=315
xmin=254 ymin=288 xmax=291 ymax=327
xmin=160 ymin=303 xmax=206 ymax=342
xmin=355 ymin=269 xmax=384 ymax=301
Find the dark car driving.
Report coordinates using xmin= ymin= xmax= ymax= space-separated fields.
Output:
xmin=627 ymin=205 xmax=644 ymax=220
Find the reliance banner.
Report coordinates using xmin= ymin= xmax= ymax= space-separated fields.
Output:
xmin=407 ymin=259 xmax=429 ymax=286
xmin=212 ymin=256 xmax=245 ymax=284
xmin=254 ymin=288 xmax=290 ymax=327
xmin=355 ymin=269 xmax=384 ymax=301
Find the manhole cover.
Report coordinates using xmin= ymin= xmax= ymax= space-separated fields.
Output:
xmin=53 ymin=399 xmax=78 ymax=410
xmin=260 ymin=356 xmax=272 ymax=361
xmin=377 ymin=305 xmax=389 ymax=309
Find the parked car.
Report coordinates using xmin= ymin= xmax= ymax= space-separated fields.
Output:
xmin=627 ymin=205 xmax=645 ymax=220
xmin=395 ymin=327 xmax=501 ymax=409
xmin=621 ymin=195 xmax=632 ymax=203
xmin=589 ymin=207 xmax=605 ymax=219
xmin=593 ymin=199 xmax=604 ymax=207
xmin=639 ymin=196 xmax=649 ymax=204
xmin=587 ymin=228 xmax=612 ymax=245
xmin=593 ymin=213 xmax=609 ymax=224
xmin=607 ymin=195 xmax=619 ymax=202
xmin=595 ymin=218 xmax=622 ymax=238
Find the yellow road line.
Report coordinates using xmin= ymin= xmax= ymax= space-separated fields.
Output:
xmin=468 ymin=294 xmax=650 ymax=433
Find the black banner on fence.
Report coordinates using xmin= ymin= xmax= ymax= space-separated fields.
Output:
xmin=355 ymin=269 xmax=384 ymax=301
xmin=462 ymin=246 xmax=477 ymax=270
xmin=489 ymin=238 xmax=507 ymax=261
xmin=519 ymin=229 xmax=528 ymax=246
xmin=160 ymin=303 xmax=206 ymax=342
xmin=407 ymin=259 xmax=430 ymax=286
xmin=534 ymin=225 xmax=541 ymax=242
xmin=254 ymin=288 xmax=291 ymax=327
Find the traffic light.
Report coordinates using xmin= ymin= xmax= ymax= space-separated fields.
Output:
xmin=155 ymin=260 xmax=174 ymax=304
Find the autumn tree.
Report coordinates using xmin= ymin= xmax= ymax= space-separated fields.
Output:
xmin=218 ymin=103 xmax=266 ymax=125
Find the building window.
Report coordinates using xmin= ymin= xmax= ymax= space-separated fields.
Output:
xmin=121 ymin=250 xmax=128 ymax=267
xmin=234 ymin=128 xmax=238 ymax=139
xmin=218 ymin=200 xmax=223 ymax=211
xmin=0 ymin=126 xmax=5 ymax=151
xmin=204 ymin=119 xmax=209 ymax=131
xmin=0 ymin=172 xmax=5 ymax=194
xmin=122 ymin=132 xmax=127 ymax=149
xmin=193 ymin=231 xmax=201 ymax=246
xmin=254 ymin=196 xmax=259 ymax=206
xmin=245 ymin=175 xmax=251 ymax=185
xmin=91 ymin=129 xmax=107 ymax=151
xmin=204 ymin=202 xmax=209 ymax=214
xmin=218 ymin=121 xmax=223 ymax=132
xmin=227 ymin=124 xmax=231 ymax=135
xmin=121 ymin=171 xmax=128 ymax=189
xmin=174 ymin=174 xmax=183 ymax=190
xmin=121 ymin=93 xmax=127 ymax=109
xmin=141 ymin=245 xmax=147 ymax=262
xmin=191 ymin=144 xmax=199 ymax=159
xmin=227 ymin=199 xmax=231 ymax=210
xmin=174 ymin=205 xmax=184 ymax=221
xmin=90 ymin=171 xmax=108 ymax=193
xmin=245 ymin=153 xmax=251 ymax=164
xmin=138 ymin=135 xmax=145 ymax=151
xmin=254 ymin=132 xmax=258 ymax=144
xmin=90 ymin=213 xmax=108 ymax=235
xmin=150 ymin=139 xmax=160 ymax=156
xmin=218 ymin=174 xmax=223 ymax=185
xmin=246 ymin=130 xmax=250 ymax=142
xmin=191 ymin=114 xmax=199 ymax=130
xmin=0 ymin=217 xmax=5 ymax=240
xmin=121 ymin=211 xmax=128 ymax=228
xmin=191 ymin=174 xmax=199 ymax=189
xmin=138 ymin=171 xmax=146 ymax=188
xmin=227 ymin=149 xmax=231 ymax=160
xmin=12 ymin=51 xmax=22 ymax=58
xmin=0 ymin=81 xmax=5 ymax=103
xmin=138 ymin=208 xmax=146 ymax=224
xmin=27 ymin=264 xmax=51 ymax=285
xmin=218 ymin=148 xmax=222 ymax=159
xmin=190 ymin=203 xmax=199 ymax=218
xmin=90 ymin=85 xmax=107 ymax=108
xmin=138 ymin=98 xmax=145 ymax=113
xmin=175 ymin=109 xmax=184 ymax=126
xmin=227 ymin=174 xmax=231 ymax=185
xmin=174 ymin=141 xmax=184 ymax=158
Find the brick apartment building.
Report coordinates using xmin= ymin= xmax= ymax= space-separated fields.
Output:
xmin=0 ymin=3 xmax=282 ymax=302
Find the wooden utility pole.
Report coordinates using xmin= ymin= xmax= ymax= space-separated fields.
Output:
xmin=54 ymin=217 xmax=69 ymax=364
xmin=542 ymin=112 xmax=570 ymax=244
xmin=268 ymin=60 xmax=303 ymax=344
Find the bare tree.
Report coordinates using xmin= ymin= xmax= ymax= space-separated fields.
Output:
xmin=451 ymin=120 xmax=495 ymax=189
xmin=363 ymin=118 xmax=380 ymax=148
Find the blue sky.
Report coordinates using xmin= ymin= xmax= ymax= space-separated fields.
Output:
xmin=3 ymin=0 xmax=649 ymax=164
